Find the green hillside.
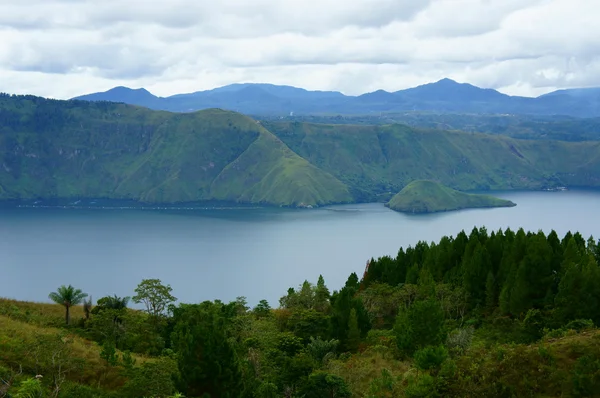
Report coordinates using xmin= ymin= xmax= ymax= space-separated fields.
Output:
xmin=386 ymin=180 xmax=516 ymax=213
xmin=0 ymin=95 xmax=351 ymax=207
xmin=264 ymin=121 xmax=600 ymax=201
xmin=1 ymin=94 xmax=600 ymax=207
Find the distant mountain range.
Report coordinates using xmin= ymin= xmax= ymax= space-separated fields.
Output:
xmin=72 ymin=78 xmax=600 ymax=117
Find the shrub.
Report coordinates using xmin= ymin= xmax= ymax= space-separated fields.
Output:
xmin=413 ymin=345 xmax=449 ymax=371
xmin=446 ymin=327 xmax=473 ymax=356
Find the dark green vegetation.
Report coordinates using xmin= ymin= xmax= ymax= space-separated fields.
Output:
xmin=2 ymin=94 xmax=600 ymax=206
xmin=73 ymin=79 xmax=600 ymax=118
xmin=2 ymin=227 xmax=600 ymax=397
xmin=386 ymin=180 xmax=516 ymax=214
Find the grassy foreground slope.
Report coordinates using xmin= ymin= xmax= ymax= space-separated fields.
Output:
xmin=386 ymin=180 xmax=516 ymax=213
xmin=265 ymin=121 xmax=600 ymax=201
xmin=0 ymin=95 xmax=351 ymax=206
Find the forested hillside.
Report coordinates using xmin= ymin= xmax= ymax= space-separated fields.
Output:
xmin=1 ymin=94 xmax=600 ymax=206
xmin=265 ymin=121 xmax=600 ymax=201
xmin=2 ymin=227 xmax=600 ymax=397
xmin=0 ymin=94 xmax=351 ymax=207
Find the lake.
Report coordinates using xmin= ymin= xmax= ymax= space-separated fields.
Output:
xmin=1 ymin=190 xmax=599 ymax=308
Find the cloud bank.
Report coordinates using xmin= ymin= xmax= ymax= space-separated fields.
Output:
xmin=0 ymin=0 xmax=598 ymax=98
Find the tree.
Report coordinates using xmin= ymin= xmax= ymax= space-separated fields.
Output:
xmin=414 ymin=345 xmax=449 ymax=371
xmin=96 ymin=295 xmax=130 ymax=311
xmin=121 ymin=357 xmax=180 ymax=398
xmin=170 ymin=302 xmax=243 ymax=397
xmin=29 ymin=332 xmax=84 ymax=397
xmin=485 ymin=271 xmax=496 ymax=310
xmin=394 ymin=299 xmax=446 ymax=356
xmin=253 ymin=299 xmax=272 ymax=318
xmin=83 ymin=296 xmax=93 ymax=321
xmin=306 ymin=336 xmax=339 ymax=364
xmin=298 ymin=280 xmax=316 ymax=309
xmin=132 ymin=279 xmax=177 ymax=318
xmin=314 ymin=275 xmax=331 ymax=312
xmin=347 ymin=308 xmax=361 ymax=352
xmin=48 ymin=285 xmax=88 ymax=325
xmin=299 ymin=372 xmax=351 ymax=398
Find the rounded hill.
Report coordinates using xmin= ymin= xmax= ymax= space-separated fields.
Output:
xmin=386 ymin=180 xmax=516 ymax=214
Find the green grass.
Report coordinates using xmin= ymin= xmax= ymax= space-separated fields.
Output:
xmin=386 ymin=180 xmax=516 ymax=213
xmin=0 ymin=299 xmax=154 ymax=393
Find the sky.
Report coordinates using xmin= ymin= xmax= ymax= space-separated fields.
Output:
xmin=1 ymin=0 xmax=599 ymax=99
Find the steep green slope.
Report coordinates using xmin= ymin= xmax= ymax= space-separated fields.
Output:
xmin=264 ymin=121 xmax=600 ymax=201
xmin=0 ymin=95 xmax=351 ymax=206
xmin=386 ymin=180 xmax=516 ymax=213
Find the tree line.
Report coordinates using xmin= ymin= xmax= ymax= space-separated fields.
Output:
xmin=4 ymin=227 xmax=600 ymax=397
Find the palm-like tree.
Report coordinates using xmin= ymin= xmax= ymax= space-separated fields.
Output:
xmin=48 ymin=285 xmax=88 ymax=325
xmin=97 ymin=294 xmax=130 ymax=310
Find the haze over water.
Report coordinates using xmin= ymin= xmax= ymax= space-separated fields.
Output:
xmin=1 ymin=190 xmax=599 ymax=307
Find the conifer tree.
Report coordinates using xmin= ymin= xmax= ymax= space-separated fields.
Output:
xmin=417 ymin=267 xmax=436 ymax=298
xmin=485 ymin=271 xmax=496 ymax=311
xmin=394 ymin=299 xmax=446 ymax=356
xmin=314 ymin=275 xmax=331 ymax=312
xmin=347 ymin=308 xmax=360 ymax=352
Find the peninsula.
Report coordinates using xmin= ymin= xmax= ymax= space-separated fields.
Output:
xmin=386 ymin=180 xmax=516 ymax=214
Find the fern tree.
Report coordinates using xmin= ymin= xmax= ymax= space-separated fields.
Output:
xmin=48 ymin=285 xmax=88 ymax=325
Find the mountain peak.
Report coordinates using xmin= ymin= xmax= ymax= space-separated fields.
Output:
xmin=71 ymin=86 xmax=159 ymax=105
xmin=436 ymin=78 xmax=459 ymax=85
xmin=397 ymin=78 xmax=507 ymax=102
xmin=108 ymin=86 xmax=151 ymax=94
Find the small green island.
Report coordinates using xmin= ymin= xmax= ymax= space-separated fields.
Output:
xmin=386 ymin=180 xmax=517 ymax=214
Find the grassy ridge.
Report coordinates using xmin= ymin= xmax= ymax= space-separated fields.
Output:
xmin=386 ymin=180 xmax=516 ymax=213
xmin=265 ymin=121 xmax=600 ymax=200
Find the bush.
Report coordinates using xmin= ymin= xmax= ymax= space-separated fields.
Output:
xmin=404 ymin=374 xmax=438 ymax=398
xmin=565 ymin=319 xmax=595 ymax=331
xmin=571 ymin=353 xmax=600 ymax=396
xmin=413 ymin=345 xmax=449 ymax=371
xmin=58 ymin=382 xmax=117 ymax=398
xmin=366 ymin=329 xmax=397 ymax=349
xmin=446 ymin=327 xmax=473 ymax=356
xmin=13 ymin=377 xmax=43 ymax=398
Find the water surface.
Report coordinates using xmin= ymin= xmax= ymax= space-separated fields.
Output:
xmin=1 ymin=190 xmax=599 ymax=307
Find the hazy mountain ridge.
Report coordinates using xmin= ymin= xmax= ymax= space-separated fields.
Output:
xmin=72 ymin=79 xmax=600 ymax=117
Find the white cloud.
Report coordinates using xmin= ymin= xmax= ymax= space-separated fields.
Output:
xmin=0 ymin=0 xmax=599 ymax=99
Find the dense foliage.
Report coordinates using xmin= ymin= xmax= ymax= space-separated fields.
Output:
xmin=1 ymin=95 xmax=600 ymax=206
xmin=2 ymin=227 xmax=600 ymax=397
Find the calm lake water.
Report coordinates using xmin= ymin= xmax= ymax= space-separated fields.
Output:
xmin=1 ymin=190 xmax=599 ymax=307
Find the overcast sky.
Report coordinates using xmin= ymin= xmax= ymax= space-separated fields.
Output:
xmin=1 ymin=0 xmax=598 ymax=99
